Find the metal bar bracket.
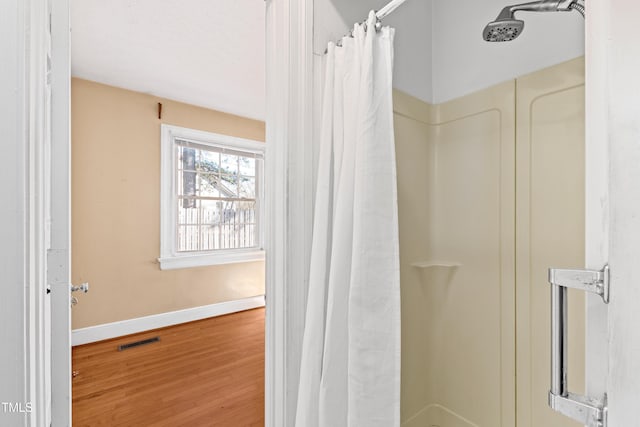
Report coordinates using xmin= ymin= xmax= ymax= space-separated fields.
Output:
xmin=547 ymin=264 xmax=609 ymax=427
xmin=548 ymin=264 xmax=609 ymax=303
xmin=549 ymin=392 xmax=607 ymax=427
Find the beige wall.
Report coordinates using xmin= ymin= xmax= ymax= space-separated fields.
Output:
xmin=396 ymin=82 xmax=516 ymax=427
xmin=515 ymin=57 xmax=585 ymax=427
xmin=71 ymin=78 xmax=265 ymax=329
xmin=396 ymin=58 xmax=585 ymax=427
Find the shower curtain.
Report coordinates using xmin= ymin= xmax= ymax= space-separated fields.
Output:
xmin=295 ymin=11 xmax=400 ymax=427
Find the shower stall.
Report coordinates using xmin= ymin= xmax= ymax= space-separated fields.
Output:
xmin=393 ymin=3 xmax=587 ymax=426
xmin=309 ymin=0 xmax=588 ymax=426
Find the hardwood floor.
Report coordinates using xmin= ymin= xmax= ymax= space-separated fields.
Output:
xmin=72 ymin=307 xmax=265 ymax=426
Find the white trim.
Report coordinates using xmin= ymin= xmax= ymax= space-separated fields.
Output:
xmin=72 ymin=295 xmax=266 ymax=346
xmin=29 ymin=0 xmax=52 ymax=425
xmin=584 ymin=0 xmax=610 ymax=402
xmin=158 ymin=250 xmax=265 ymax=270
xmin=159 ymin=124 xmax=266 ymax=270
xmin=50 ymin=0 xmax=73 ymax=424
xmin=265 ymin=0 xmax=314 ymax=425
xmin=161 ymin=124 xmax=266 ymax=154
xmin=1 ymin=0 xmax=51 ymax=425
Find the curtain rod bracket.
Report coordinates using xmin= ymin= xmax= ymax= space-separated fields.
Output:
xmin=323 ymin=0 xmax=408 ymax=54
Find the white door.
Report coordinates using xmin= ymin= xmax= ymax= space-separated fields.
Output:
xmin=50 ymin=0 xmax=72 ymax=425
xmin=580 ymin=2 xmax=640 ymax=426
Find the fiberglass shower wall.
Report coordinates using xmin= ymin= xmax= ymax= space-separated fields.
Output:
xmin=396 ymin=80 xmax=516 ymax=427
xmin=396 ymin=58 xmax=586 ymax=427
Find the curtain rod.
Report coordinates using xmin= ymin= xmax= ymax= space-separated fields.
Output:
xmin=376 ymin=0 xmax=409 ymax=21
xmin=324 ymin=0 xmax=409 ymax=52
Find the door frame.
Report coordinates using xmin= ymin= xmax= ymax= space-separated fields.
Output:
xmin=49 ymin=0 xmax=72 ymax=425
xmin=1 ymin=0 xmax=52 ymax=425
xmin=44 ymin=0 xmax=315 ymax=426
xmin=264 ymin=0 xmax=314 ymax=426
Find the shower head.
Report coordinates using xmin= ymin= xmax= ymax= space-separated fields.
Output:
xmin=483 ymin=17 xmax=525 ymax=42
xmin=483 ymin=0 xmax=584 ymax=42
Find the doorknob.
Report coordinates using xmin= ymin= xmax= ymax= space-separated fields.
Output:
xmin=547 ymin=265 xmax=609 ymax=427
xmin=71 ymin=282 xmax=89 ymax=293
xmin=70 ymin=282 xmax=89 ymax=307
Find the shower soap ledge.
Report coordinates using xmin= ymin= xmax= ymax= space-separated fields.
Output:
xmin=411 ymin=261 xmax=461 ymax=269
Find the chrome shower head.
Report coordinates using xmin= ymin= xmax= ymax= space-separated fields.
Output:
xmin=483 ymin=18 xmax=524 ymax=42
xmin=483 ymin=0 xmax=584 ymax=42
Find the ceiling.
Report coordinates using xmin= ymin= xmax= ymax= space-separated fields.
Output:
xmin=71 ymin=0 xmax=266 ymax=121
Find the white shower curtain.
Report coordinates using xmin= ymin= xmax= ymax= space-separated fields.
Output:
xmin=295 ymin=11 xmax=400 ymax=427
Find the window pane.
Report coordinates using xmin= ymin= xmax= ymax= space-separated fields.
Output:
xmin=181 ymin=175 xmax=197 ymax=206
xmin=178 ymin=199 xmax=199 ymax=225
xmin=245 ymin=224 xmax=256 ymax=248
xmin=178 ymin=147 xmax=197 ymax=203
xmin=239 ymin=176 xmax=255 ymax=198
xmin=220 ymin=175 xmax=239 ymax=197
xmin=219 ymin=200 xmax=236 ymax=249
xmin=198 ymin=173 xmax=222 ymax=197
xmin=239 ymin=157 xmax=255 ymax=177
xmin=178 ymin=146 xmax=196 ymax=171
xmin=200 ymin=224 xmax=219 ymax=251
xmin=206 ymin=200 xmax=223 ymax=250
xmin=238 ymin=201 xmax=257 ymax=249
xmin=220 ymin=153 xmax=238 ymax=175
xmin=200 ymin=200 xmax=221 ymax=226
xmin=198 ymin=149 xmax=220 ymax=174
xmin=178 ymin=225 xmax=200 ymax=252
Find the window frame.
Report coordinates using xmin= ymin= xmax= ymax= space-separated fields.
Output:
xmin=159 ymin=124 xmax=265 ymax=270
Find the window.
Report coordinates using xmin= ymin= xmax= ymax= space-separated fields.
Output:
xmin=159 ymin=125 xmax=265 ymax=270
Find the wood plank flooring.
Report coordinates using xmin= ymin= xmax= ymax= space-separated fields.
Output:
xmin=72 ymin=307 xmax=265 ymax=426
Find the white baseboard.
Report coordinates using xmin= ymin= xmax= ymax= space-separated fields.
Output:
xmin=72 ymin=295 xmax=265 ymax=346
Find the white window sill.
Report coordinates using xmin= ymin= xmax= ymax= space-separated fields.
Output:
xmin=158 ymin=250 xmax=265 ymax=270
